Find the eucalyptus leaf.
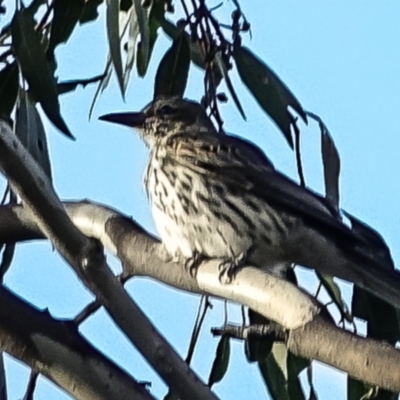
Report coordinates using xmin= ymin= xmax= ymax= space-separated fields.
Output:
xmin=48 ymin=0 xmax=85 ymax=55
xmin=106 ymin=0 xmax=124 ymax=96
xmin=258 ymin=343 xmax=307 ymax=400
xmin=245 ymin=309 xmax=274 ymax=362
xmin=154 ymin=33 xmax=190 ymax=98
xmin=79 ymin=0 xmax=103 ymax=24
xmin=233 ymin=45 xmax=306 ymax=148
xmin=208 ymin=335 xmax=230 ymax=387
xmin=123 ymin=5 xmax=139 ymax=90
xmin=11 ymin=7 xmax=73 ymax=138
xmin=161 ymin=19 xmax=205 ymax=68
xmin=134 ymin=0 xmax=150 ymax=77
xmin=0 ymin=62 xmax=18 ymax=120
xmin=306 ymin=111 xmax=340 ymax=209
xmin=15 ymin=91 xmax=52 ymax=180
xmin=317 ymin=272 xmax=352 ymax=322
xmin=214 ymin=52 xmax=246 ymax=120
xmin=89 ymin=57 xmax=113 ymax=119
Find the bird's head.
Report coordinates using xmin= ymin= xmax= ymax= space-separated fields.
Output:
xmin=99 ymin=96 xmax=216 ymax=147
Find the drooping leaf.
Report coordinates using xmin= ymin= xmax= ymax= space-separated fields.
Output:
xmin=123 ymin=3 xmax=139 ymax=90
xmin=79 ymin=0 xmax=103 ymax=24
xmin=57 ymin=74 xmax=105 ymax=95
xmin=48 ymin=0 xmax=85 ymax=55
xmin=208 ymin=335 xmax=230 ymax=387
xmin=26 ymin=0 xmax=46 ymax=17
xmin=214 ymin=52 xmax=246 ymax=119
xmin=353 ymin=288 xmax=400 ymax=343
xmin=106 ymin=0 xmax=124 ymax=96
xmin=258 ymin=343 xmax=307 ymax=400
xmin=154 ymin=33 xmax=190 ymax=98
xmin=317 ymin=272 xmax=352 ymax=322
xmin=0 ymin=62 xmax=19 ymax=120
xmin=15 ymin=91 xmax=52 ymax=180
xmin=307 ymin=111 xmax=340 ymax=209
xmin=89 ymin=57 xmax=113 ymax=118
xmin=11 ymin=7 xmax=73 ymax=138
xmin=321 ymin=129 xmax=340 ymax=208
xmin=161 ymin=19 xmax=223 ymax=89
xmin=161 ymin=19 xmax=205 ymax=68
xmin=143 ymin=0 xmax=164 ymax=76
xmin=348 ymin=378 xmax=377 ymax=400
xmin=134 ymin=0 xmax=150 ymax=77
xmin=245 ymin=309 xmax=274 ymax=362
xmin=233 ymin=45 xmax=306 ymax=148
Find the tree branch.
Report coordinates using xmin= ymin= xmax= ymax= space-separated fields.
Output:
xmin=0 ymin=286 xmax=153 ymax=400
xmin=0 ymin=201 xmax=399 ymax=391
xmin=0 ymin=120 xmax=216 ymax=400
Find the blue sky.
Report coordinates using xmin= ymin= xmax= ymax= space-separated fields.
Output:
xmin=2 ymin=1 xmax=400 ymax=399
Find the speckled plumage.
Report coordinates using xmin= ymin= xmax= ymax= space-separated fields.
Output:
xmin=101 ymin=97 xmax=400 ymax=309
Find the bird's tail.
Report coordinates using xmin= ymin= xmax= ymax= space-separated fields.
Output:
xmin=292 ymin=216 xmax=400 ymax=309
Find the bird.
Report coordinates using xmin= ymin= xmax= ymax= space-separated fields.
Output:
xmin=99 ymin=96 xmax=400 ymax=309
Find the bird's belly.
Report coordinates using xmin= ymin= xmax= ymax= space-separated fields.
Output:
xmin=150 ymin=192 xmax=252 ymax=261
xmin=147 ymin=163 xmax=290 ymax=265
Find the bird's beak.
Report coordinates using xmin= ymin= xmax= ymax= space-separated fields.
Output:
xmin=99 ymin=112 xmax=146 ymax=128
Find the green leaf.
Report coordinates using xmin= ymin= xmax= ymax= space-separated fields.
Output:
xmin=144 ymin=0 xmax=164 ymax=74
xmin=57 ymin=74 xmax=105 ymax=95
xmin=0 ymin=62 xmax=19 ymax=119
xmin=258 ymin=343 xmax=307 ymax=400
xmin=11 ymin=7 xmax=73 ymax=138
xmin=245 ymin=309 xmax=274 ymax=362
xmin=307 ymin=111 xmax=341 ymax=209
xmin=233 ymin=45 xmax=306 ymax=148
xmin=26 ymin=0 xmax=46 ymax=17
xmin=15 ymin=91 xmax=52 ymax=180
xmin=154 ymin=33 xmax=190 ymax=98
xmin=208 ymin=335 xmax=230 ymax=387
xmin=106 ymin=0 xmax=124 ymax=96
xmin=123 ymin=4 xmax=139 ymax=90
xmin=214 ymin=52 xmax=246 ymax=120
xmin=89 ymin=57 xmax=113 ymax=118
xmin=161 ymin=19 xmax=205 ymax=68
xmin=79 ymin=0 xmax=103 ymax=24
xmin=353 ymin=288 xmax=400 ymax=344
xmin=134 ymin=0 xmax=150 ymax=77
xmin=317 ymin=272 xmax=352 ymax=322
xmin=48 ymin=0 xmax=85 ymax=55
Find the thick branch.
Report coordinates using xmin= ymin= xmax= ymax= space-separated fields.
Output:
xmin=0 ymin=121 xmax=216 ymax=400
xmin=0 ymin=286 xmax=153 ymax=400
xmin=0 ymin=202 xmax=400 ymax=391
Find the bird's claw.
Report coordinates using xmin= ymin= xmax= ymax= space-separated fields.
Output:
xmin=218 ymin=251 xmax=247 ymax=284
xmin=184 ymin=252 xmax=205 ymax=278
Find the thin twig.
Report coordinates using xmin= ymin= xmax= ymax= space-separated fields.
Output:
xmin=186 ymin=295 xmax=211 ymax=365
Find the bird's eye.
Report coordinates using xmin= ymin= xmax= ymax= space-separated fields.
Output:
xmin=159 ymin=105 xmax=177 ymax=117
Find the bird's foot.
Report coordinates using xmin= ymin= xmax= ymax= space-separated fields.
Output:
xmin=218 ymin=251 xmax=248 ymax=284
xmin=184 ymin=252 xmax=207 ymax=278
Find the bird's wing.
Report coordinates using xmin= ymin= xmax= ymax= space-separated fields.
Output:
xmin=163 ymin=131 xmax=392 ymax=262
xmin=165 ymin=132 xmax=346 ymax=233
